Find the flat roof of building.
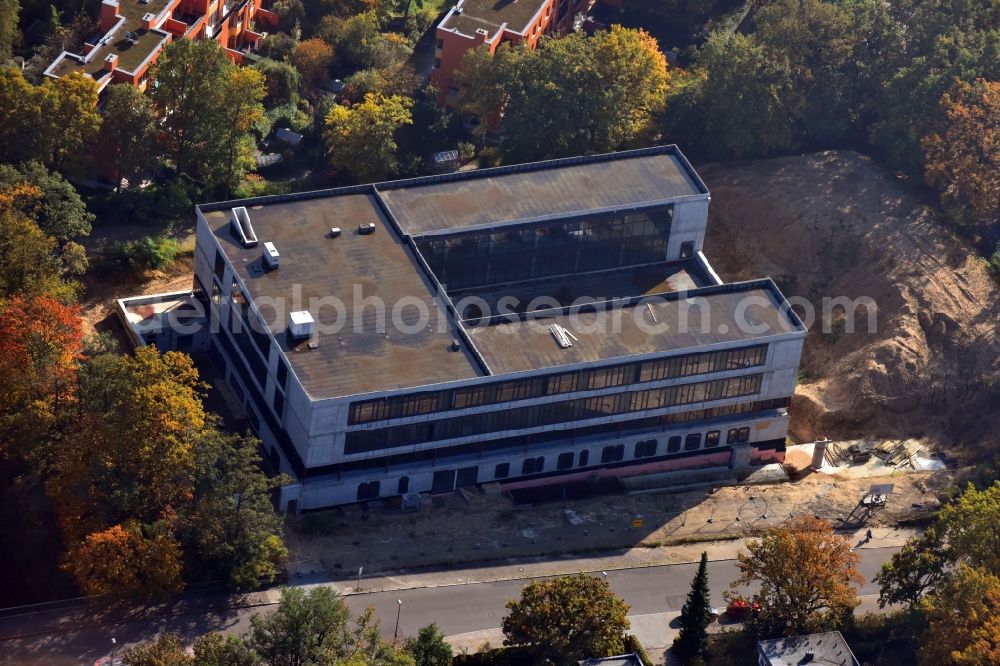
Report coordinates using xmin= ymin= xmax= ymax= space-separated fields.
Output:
xmin=204 ymin=195 xmax=482 ymax=399
xmin=758 ymin=631 xmax=858 ymax=666
xmin=464 ymin=281 xmax=802 ymax=375
xmin=440 ymin=0 xmax=548 ymax=37
xmin=378 ymin=148 xmax=705 ymax=236
xmin=47 ymin=0 xmax=171 ymax=80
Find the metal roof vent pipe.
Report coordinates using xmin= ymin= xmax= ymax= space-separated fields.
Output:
xmin=263 ymin=241 xmax=279 ymax=270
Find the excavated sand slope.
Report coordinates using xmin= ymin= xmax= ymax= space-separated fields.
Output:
xmin=699 ymin=151 xmax=1000 ymax=457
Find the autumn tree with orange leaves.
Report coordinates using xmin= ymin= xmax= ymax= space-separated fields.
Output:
xmin=0 ymin=295 xmax=82 ymax=468
xmin=732 ymin=516 xmax=862 ymax=635
xmin=923 ymin=78 xmax=1000 ymax=224
xmin=48 ymin=347 xmax=205 ymax=598
xmin=292 ymin=38 xmax=335 ymax=92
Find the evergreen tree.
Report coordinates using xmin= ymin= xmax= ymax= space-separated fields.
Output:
xmin=674 ymin=551 xmax=712 ymax=663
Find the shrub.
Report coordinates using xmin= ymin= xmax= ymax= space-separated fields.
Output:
xmin=458 ymin=141 xmax=476 ymax=162
xmin=111 ymin=235 xmax=181 ymax=272
xmin=989 ymin=245 xmax=1000 ymax=279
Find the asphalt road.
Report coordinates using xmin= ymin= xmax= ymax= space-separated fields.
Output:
xmin=0 ymin=547 xmax=897 ymax=665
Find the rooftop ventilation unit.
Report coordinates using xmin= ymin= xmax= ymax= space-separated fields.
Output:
xmin=358 ymin=222 xmax=376 ymax=235
xmin=329 ymin=227 xmax=341 ymax=238
xmin=230 ymin=206 xmax=258 ymax=247
xmin=288 ymin=311 xmax=314 ymax=340
xmin=262 ymin=242 xmax=279 ymax=269
xmin=548 ymin=324 xmax=577 ymax=349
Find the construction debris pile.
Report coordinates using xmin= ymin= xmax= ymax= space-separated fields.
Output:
xmin=822 ymin=439 xmax=933 ymax=470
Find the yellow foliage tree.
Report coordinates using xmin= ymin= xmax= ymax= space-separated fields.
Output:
xmin=920 ymin=564 xmax=1000 ymax=665
xmin=732 ymin=515 xmax=862 ymax=635
xmin=324 ymin=93 xmax=412 ymax=183
xmin=49 ymin=347 xmax=206 ymax=544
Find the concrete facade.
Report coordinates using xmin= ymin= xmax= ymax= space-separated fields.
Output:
xmin=182 ymin=146 xmax=805 ymax=511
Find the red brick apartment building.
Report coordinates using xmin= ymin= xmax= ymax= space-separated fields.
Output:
xmin=431 ymin=0 xmax=595 ymax=106
xmin=43 ymin=0 xmax=278 ymax=92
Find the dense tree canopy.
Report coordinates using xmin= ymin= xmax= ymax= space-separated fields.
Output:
xmin=457 ymin=26 xmax=668 ymax=161
xmin=0 ymin=161 xmax=93 ymax=241
xmin=0 ymin=68 xmax=100 ymax=172
xmin=923 ymin=78 xmax=1000 ymax=223
xmin=151 ymin=40 xmax=265 ymax=191
xmin=249 ymin=587 xmax=414 ymax=666
xmin=919 ymin=564 xmax=1000 ymax=665
xmin=324 ymin=93 xmax=412 ymax=182
xmin=96 ymin=84 xmax=157 ymax=189
xmin=501 ymin=574 xmax=631 ymax=664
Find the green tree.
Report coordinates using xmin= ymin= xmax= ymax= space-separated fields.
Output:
xmin=458 ymin=26 xmax=668 ymax=161
xmin=0 ymin=161 xmax=93 ymax=241
xmin=193 ymin=632 xmax=261 ymax=666
xmin=936 ymin=482 xmax=1000 ymax=574
xmin=875 ymin=528 xmax=950 ymax=609
xmin=324 ymin=93 xmax=412 ymax=182
xmin=250 ymin=587 xmax=414 ymax=666
xmin=216 ymin=67 xmax=266 ymax=195
xmin=684 ymin=32 xmax=801 ymax=159
xmin=184 ymin=431 xmax=289 ymax=590
xmin=405 ymin=623 xmax=452 ymax=666
xmin=0 ymin=69 xmax=100 ymax=170
xmin=0 ymin=186 xmax=79 ymax=301
xmin=37 ymin=72 xmax=102 ymax=172
xmin=501 ymin=574 xmax=630 ymax=664
xmin=732 ymin=516 xmax=862 ymax=635
xmin=124 ymin=633 xmax=192 ymax=666
xmin=254 ymin=58 xmax=302 ymax=107
xmin=96 ymin=84 xmax=157 ymax=189
xmin=152 ymin=40 xmax=263 ymax=191
xmin=0 ymin=0 xmax=21 ymax=63
xmin=674 ymin=552 xmax=711 ymax=664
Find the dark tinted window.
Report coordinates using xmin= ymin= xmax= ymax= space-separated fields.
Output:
xmin=684 ymin=433 xmax=701 ymax=451
xmin=494 ymin=463 xmax=510 ymax=479
xmin=397 ymin=476 xmax=409 ymax=494
xmin=738 ymin=427 xmax=751 ymax=443
xmin=705 ymin=431 xmax=720 ymax=448
xmin=578 ymin=450 xmax=590 ymax=467
xmin=601 ymin=444 xmax=625 ymax=463
xmin=667 ymin=436 xmax=682 ymax=453
xmin=635 ymin=439 xmax=657 ymax=458
xmin=557 ymin=452 xmax=574 ymax=470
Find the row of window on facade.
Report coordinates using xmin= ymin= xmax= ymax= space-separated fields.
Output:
xmin=349 ymin=344 xmax=767 ymax=424
xmin=354 ymin=426 xmax=752 ymax=501
xmin=344 ymin=373 xmax=764 ymax=454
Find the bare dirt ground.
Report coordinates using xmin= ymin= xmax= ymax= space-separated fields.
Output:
xmin=700 ymin=151 xmax=1000 ymax=459
xmin=77 ymin=220 xmax=196 ymax=343
xmin=285 ymin=468 xmax=948 ymax=580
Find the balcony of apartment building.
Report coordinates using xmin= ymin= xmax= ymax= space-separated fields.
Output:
xmin=168 ymin=9 xmax=208 ymax=38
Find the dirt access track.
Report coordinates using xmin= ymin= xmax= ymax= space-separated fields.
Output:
xmin=701 ymin=150 xmax=1000 ymax=459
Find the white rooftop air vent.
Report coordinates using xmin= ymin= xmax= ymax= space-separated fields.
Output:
xmin=230 ymin=206 xmax=258 ymax=247
xmin=548 ymin=324 xmax=577 ymax=349
xmin=288 ymin=311 xmax=314 ymax=340
xmin=262 ymin=242 xmax=279 ymax=269
xmin=358 ymin=222 xmax=376 ymax=235
xmin=329 ymin=227 xmax=341 ymax=238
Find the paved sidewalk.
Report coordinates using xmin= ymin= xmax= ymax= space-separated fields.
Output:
xmin=330 ymin=526 xmax=916 ymax=596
